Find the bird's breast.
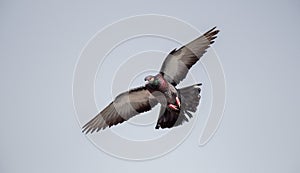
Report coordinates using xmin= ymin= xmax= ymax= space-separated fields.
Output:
xmin=148 ymin=89 xmax=177 ymax=107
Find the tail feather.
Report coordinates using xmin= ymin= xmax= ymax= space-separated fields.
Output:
xmin=179 ymin=83 xmax=202 ymax=113
xmin=155 ymin=83 xmax=202 ymax=129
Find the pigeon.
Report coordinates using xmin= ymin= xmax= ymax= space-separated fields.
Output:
xmin=82 ymin=27 xmax=219 ymax=134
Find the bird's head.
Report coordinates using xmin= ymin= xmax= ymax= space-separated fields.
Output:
xmin=144 ymin=75 xmax=160 ymax=88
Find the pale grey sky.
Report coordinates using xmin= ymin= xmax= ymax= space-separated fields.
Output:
xmin=1 ymin=0 xmax=300 ymax=173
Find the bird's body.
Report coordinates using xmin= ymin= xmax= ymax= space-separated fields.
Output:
xmin=144 ymin=74 xmax=180 ymax=111
xmin=82 ymin=27 xmax=219 ymax=134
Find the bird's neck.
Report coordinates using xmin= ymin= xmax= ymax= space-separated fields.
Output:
xmin=158 ymin=77 xmax=168 ymax=92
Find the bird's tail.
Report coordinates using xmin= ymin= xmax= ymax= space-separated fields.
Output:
xmin=178 ymin=83 xmax=202 ymax=115
xmin=155 ymin=83 xmax=201 ymax=129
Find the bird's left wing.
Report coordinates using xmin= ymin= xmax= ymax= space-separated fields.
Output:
xmin=82 ymin=86 xmax=158 ymax=134
xmin=160 ymin=27 xmax=219 ymax=86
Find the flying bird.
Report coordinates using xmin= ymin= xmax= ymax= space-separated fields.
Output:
xmin=82 ymin=27 xmax=219 ymax=134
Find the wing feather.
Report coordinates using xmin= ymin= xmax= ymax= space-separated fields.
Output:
xmin=160 ymin=27 xmax=219 ymax=86
xmin=82 ymin=86 xmax=157 ymax=134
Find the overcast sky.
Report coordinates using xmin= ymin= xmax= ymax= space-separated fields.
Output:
xmin=1 ymin=1 xmax=299 ymax=173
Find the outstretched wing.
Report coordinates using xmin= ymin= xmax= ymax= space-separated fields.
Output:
xmin=82 ymin=86 xmax=158 ymax=134
xmin=160 ymin=27 xmax=219 ymax=86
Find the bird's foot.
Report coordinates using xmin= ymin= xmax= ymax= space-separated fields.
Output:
xmin=168 ymin=104 xmax=179 ymax=111
xmin=176 ymin=96 xmax=181 ymax=108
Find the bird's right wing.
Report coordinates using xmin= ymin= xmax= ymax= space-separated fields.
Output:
xmin=160 ymin=27 xmax=219 ymax=86
xmin=82 ymin=86 xmax=158 ymax=134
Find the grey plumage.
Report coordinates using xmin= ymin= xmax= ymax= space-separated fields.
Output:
xmin=160 ymin=27 xmax=219 ymax=86
xmin=82 ymin=87 xmax=157 ymax=133
xmin=82 ymin=27 xmax=219 ymax=134
xmin=156 ymin=83 xmax=202 ymax=129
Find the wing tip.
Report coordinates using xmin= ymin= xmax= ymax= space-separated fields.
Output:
xmin=202 ymin=26 xmax=219 ymax=46
xmin=82 ymin=125 xmax=90 ymax=134
xmin=82 ymin=125 xmax=100 ymax=134
xmin=204 ymin=26 xmax=220 ymax=37
xmin=82 ymin=127 xmax=90 ymax=134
